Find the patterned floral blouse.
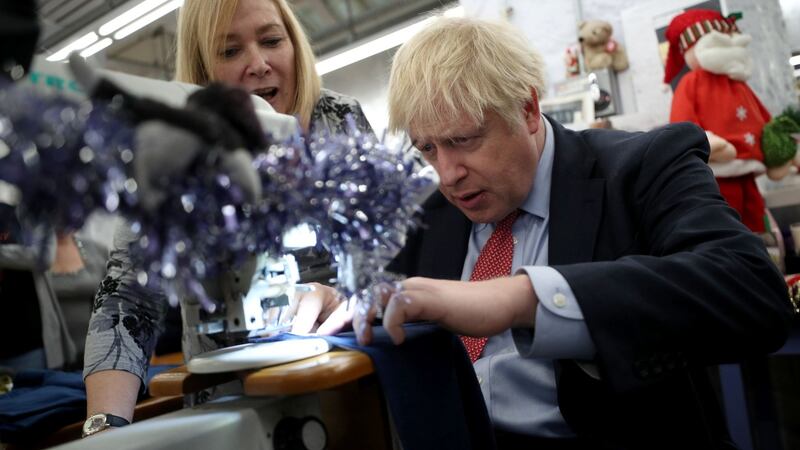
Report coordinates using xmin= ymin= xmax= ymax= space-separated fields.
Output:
xmin=83 ymin=89 xmax=372 ymax=387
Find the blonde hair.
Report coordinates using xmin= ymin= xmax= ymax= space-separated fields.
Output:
xmin=175 ymin=0 xmax=321 ymax=129
xmin=388 ymin=17 xmax=546 ymax=133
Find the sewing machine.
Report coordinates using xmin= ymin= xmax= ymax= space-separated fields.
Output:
xmin=26 ymin=57 xmax=328 ymax=361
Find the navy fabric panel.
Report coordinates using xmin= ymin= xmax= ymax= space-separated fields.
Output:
xmin=254 ymin=323 xmax=496 ymax=450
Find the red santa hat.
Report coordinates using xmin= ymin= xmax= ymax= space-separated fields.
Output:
xmin=663 ymin=9 xmax=740 ymax=83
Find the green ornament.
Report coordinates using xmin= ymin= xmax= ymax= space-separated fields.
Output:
xmin=762 ymin=109 xmax=800 ymax=168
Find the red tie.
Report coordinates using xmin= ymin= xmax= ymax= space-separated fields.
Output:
xmin=461 ymin=210 xmax=519 ymax=363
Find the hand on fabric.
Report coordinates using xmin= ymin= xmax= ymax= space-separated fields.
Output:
xmin=290 ymin=283 xmax=353 ymax=335
xmin=354 ymin=275 xmax=539 ymax=346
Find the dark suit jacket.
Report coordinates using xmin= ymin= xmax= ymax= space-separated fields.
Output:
xmin=388 ymin=118 xmax=793 ymax=449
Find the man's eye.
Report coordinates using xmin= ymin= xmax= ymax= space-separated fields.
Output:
xmin=417 ymin=143 xmax=435 ymax=153
xmin=450 ymin=136 xmax=472 ymax=146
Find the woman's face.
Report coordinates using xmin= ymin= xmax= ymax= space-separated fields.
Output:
xmin=213 ymin=0 xmax=297 ymax=114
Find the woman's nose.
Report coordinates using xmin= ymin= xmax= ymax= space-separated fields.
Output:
xmin=245 ymin=47 xmax=269 ymax=77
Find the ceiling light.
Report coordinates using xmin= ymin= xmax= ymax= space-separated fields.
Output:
xmin=80 ymin=38 xmax=115 ymax=58
xmin=316 ymin=5 xmax=464 ymax=76
xmin=46 ymin=32 xmax=100 ymax=62
xmin=99 ymin=0 xmax=170 ymax=36
xmin=113 ymin=0 xmax=183 ymax=40
xmin=790 ymin=55 xmax=800 ymax=67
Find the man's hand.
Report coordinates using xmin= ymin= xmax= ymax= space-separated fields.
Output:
xmin=354 ymin=275 xmax=539 ymax=346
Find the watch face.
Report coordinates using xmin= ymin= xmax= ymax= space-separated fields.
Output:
xmin=83 ymin=414 xmax=108 ymax=435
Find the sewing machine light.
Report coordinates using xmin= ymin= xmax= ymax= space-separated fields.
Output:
xmin=282 ymin=223 xmax=317 ymax=249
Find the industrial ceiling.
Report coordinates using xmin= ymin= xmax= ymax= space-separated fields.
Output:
xmin=35 ymin=0 xmax=455 ymax=79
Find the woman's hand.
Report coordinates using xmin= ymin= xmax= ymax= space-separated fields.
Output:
xmin=290 ymin=283 xmax=353 ymax=335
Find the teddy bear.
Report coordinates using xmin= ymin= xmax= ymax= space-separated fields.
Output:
xmin=578 ymin=19 xmax=629 ymax=72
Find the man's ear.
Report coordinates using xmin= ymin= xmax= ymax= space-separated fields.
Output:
xmin=524 ymin=88 xmax=540 ymax=133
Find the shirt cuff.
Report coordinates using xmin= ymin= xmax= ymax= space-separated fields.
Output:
xmin=512 ymin=266 xmax=596 ymax=360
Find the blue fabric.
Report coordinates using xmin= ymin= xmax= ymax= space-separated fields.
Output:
xmin=0 ymin=348 xmax=48 ymax=371
xmin=0 ymin=365 xmax=175 ymax=445
xmin=253 ymin=323 xmax=496 ymax=450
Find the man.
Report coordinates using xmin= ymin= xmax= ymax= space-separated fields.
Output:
xmin=295 ymin=17 xmax=793 ymax=449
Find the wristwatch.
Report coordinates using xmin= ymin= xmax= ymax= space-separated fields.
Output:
xmin=82 ymin=413 xmax=130 ymax=438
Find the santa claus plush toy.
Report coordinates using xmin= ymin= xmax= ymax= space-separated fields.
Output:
xmin=666 ymin=9 xmax=769 ymax=233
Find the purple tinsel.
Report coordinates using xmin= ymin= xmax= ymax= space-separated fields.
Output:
xmin=254 ymin=119 xmax=436 ymax=308
xmin=0 ymin=82 xmax=134 ymax=264
xmin=0 ymin=81 xmax=436 ymax=314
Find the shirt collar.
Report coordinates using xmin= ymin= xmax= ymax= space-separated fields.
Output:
xmin=521 ymin=115 xmax=554 ymax=221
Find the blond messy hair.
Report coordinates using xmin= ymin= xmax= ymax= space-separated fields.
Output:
xmin=388 ymin=17 xmax=546 ymax=133
xmin=175 ymin=0 xmax=320 ymax=129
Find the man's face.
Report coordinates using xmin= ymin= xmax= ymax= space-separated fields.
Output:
xmin=409 ymin=107 xmax=542 ymax=224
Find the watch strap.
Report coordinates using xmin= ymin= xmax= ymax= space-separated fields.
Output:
xmin=104 ymin=413 xmax=131 ymax=427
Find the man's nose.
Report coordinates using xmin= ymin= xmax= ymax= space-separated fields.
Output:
xmin=437 ymin=151 xmax=467 ymax=187
xmin=245 ymin=46 xmax=269 ymax=77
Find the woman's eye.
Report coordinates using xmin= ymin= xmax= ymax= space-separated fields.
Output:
xmin=262 ymin=38 xmax=282 ymax=47
xmin=221 ymin=47 xmax=239 ymax=58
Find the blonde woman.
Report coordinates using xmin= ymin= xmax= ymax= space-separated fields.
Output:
xmin=82 ymin=0 xmax=371 ymax=436
xmin=176 ymin=0 xmax=371 ymax=135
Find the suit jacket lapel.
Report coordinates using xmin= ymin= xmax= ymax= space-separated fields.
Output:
xmin=547 ymin=118 xmax=605 ymax=266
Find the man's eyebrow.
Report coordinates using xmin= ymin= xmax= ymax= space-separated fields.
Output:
xmin=464 ymin=123 xmax=486 ymax=136
xmin=443 ymin=125 xmax=484 ymax=141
